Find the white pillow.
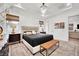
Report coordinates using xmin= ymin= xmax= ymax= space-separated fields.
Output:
xmin=24 ymin=31 xmax=32 ymax=35
xmin=26 ymin=32 xmax=32 ymax=34
xmin=32 ymin=31 xmax=36 ymax=34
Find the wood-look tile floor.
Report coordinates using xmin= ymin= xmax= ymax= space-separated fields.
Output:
xmin=9 ymin=42 xmax=32 ymax=56
xmin=9 ymin=38 xmax=79 ymax=56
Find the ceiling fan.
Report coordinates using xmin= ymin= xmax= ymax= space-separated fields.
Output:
xmin=40 ymin=3 xmax=48 ymax=17
xmin=59 ymin=3 xmax=72 ymax=10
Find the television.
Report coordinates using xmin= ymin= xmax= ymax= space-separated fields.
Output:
xmin=77 ymin=24 xmax=79 ymax=29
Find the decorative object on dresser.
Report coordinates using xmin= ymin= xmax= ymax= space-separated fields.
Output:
xmin=8 ymin=34 xmax=21 ymax=44
xmin=10 ymin=24 xmax=16 ymax=34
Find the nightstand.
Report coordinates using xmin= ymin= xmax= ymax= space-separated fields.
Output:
xmin=40 ymin=32 xmax=46 ymax=34
xmin=8 ymin=34 xmax=21 ymax=44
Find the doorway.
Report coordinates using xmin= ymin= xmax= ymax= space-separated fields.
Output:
xmin=68 ymin=15 xmax=79 ymax=44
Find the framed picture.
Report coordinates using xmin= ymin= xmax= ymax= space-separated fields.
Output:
xmin=69 ymin=24 xmax=73 ymax=30
xmin=55 ymin=23 xmax=60 ymax=29
xmin=39 ymin=21 xmax=44 ymax=27
xmin=55 ymin=22 xmax=65 ymax=29
xmin=60 ymin=22 xmax=64 ymax=28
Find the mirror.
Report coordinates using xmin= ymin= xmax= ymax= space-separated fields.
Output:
xmin=0 ymin=26 xmax=3 ymax=34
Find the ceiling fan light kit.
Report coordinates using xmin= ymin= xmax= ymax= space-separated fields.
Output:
xmin=40 ymin=3 xmax=47 ymax=17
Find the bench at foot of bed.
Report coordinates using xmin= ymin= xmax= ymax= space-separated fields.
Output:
xmin=40 ymin=39 xmax=59 ymax=56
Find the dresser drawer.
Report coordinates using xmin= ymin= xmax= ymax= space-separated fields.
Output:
xmin=9 ymin=34 xmax=21 ymax=43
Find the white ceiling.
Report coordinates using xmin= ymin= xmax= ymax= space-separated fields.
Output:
xmin=0 ymin=3 xmax=79 ymax=19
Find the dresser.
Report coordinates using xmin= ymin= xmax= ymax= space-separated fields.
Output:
xmin=69 ymin=32 xmax=79 ymax=39
xmin=8 ymin=34 xmax=21 ymax=43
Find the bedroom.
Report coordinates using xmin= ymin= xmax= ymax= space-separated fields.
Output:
xmin=0 ymin=3 xmax=79 ymax=56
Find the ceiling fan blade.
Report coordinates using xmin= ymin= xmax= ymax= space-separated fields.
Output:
xmin=14 ymin=3 xmax=24 ymax=9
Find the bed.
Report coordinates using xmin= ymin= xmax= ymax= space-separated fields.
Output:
xmin=21 ymin=26 xmax=53 ymax=54
xmin=23 ymin=34 xmax=53 ymax=47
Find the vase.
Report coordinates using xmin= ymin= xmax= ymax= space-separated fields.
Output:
xmin=12 ymin=28 xmax=15 ymax=34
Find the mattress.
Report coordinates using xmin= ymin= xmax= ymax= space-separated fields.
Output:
xmin=22 ymin=34 xmax=53 ymax=47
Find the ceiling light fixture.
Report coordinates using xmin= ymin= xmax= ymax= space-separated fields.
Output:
xmin=63 ymin=3 xmax=72 ymax=11
xmin=40 ymin=3 xmax=47 ymax=16
xmin=66 ymin=3 xmax=72 ymax=6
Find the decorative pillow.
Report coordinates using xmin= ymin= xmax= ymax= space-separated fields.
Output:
xmin=23 ymin=31 xmax=32 ymax=35
xmin=32 ymin=31 xmax=37 ymax=34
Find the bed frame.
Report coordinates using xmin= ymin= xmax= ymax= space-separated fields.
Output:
xmin=21 ymin=26 xmax=40 ymax=55
xmin=22 ymin=39 xmax=40 ymax=55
